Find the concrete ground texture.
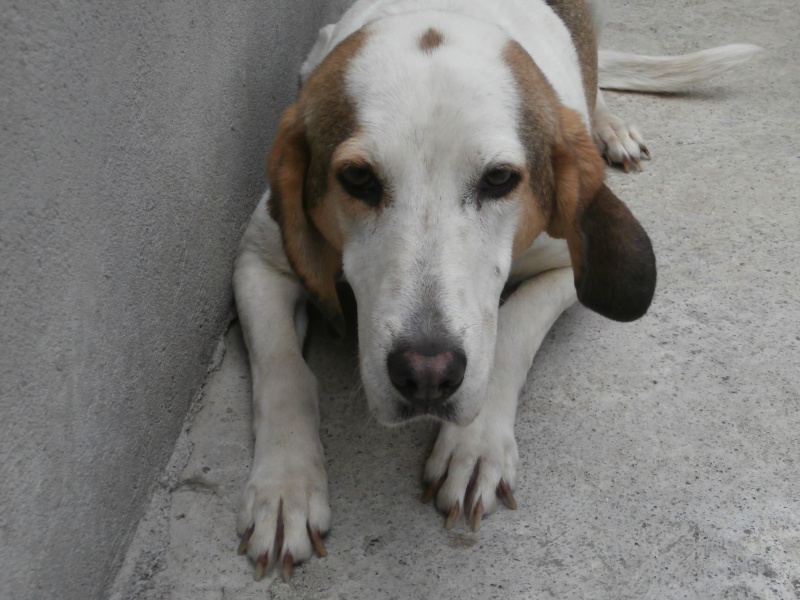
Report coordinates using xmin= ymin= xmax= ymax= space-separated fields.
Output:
xmin=111 ymin=1 xmax=799 ymax=599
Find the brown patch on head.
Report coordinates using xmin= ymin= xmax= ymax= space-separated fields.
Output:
xmin=502 ymin=40 xmax=561 ymax=256
xmin=267 ymin=29 xmax=368 ymax=336
xmin=298 ymin=30 xmax=367 ymax=216
xmin=418 ymin=27 xmax=445 ymax=53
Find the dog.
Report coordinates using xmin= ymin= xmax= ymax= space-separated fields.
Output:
xmin=232 ymin=0 xmax=760 ymax=582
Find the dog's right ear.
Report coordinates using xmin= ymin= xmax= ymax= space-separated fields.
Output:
xmin=548 ymin=106 xmax=657 ymax=322
xmin=267 ymin=104 xmax=345 ymax=336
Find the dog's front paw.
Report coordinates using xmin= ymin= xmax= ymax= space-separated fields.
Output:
xmin=423 ymin=419 xmax=519 ymax=531
xmin=237 ymin=453 xmax=330 ymax=582
xmin=594 ymin=112 xmax=651 ymax=172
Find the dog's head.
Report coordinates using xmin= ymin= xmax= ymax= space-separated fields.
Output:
xmin=267 ymin=14 xmax=655 ymax=425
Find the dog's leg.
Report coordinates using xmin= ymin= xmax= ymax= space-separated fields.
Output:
xmin=593 ymin=89 xmax=650 ymax=172
xmin=423 ymin=267 xmax=576 ymax=529
xmin=584 ymin=0 xmax=606 ymax=40
xmin=234 ymin=197 xmax=330 ymax=581
xmin=584 ymin=0 xmax=649 ymax=172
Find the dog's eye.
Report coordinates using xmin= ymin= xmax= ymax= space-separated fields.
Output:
xmin=338 ymin=166 xmax=382 ymax=205
xmin=485 ymin=169 xmax=512 ymax=186
xmin=479 ymin=167 xmax=520 ymax=199
xmin=340 ymin=166 xmax=374 ymax=187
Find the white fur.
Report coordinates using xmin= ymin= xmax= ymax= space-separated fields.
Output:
xmin=424 ymin=267 xmax=576 ymax=516
xmin=342 ymin=11 xmax=540 ymax=425
xmin=234 ymin=0 xmax=760 ymax=576
xmin=234 ymin=197 xmax=331 ymax=563
xmin=304 ymin=0 xmax=591 ymax=123
xmin=598 ymin=44 xmax=763 ymax=92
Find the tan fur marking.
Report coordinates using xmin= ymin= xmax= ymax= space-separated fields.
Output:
xmin=559 ymin=106 xmax=605 ymax=200
xmin=511 ymin=172 xmax=550 ymax=257
xmin=552 ymin=106 xmax=605 ymax=230
xmin=503 ymin=39 xmax=607 ymax=272
xmin=267 ymin=29 xmax=368 ymax=334
xmin=418 ymin=28 xmax=445 ymax=53
xmin=550 ymin=105 xmax=605 ymax=233
xmin=300 ymin=30 xmax=367 ymax=213
xmin=549 ymin=106 xmax=605 ymax=279
xmin=502 ymin=41 xmax=561 ymax=257
xmin=548 ymin=104 xmax=655 ymax=323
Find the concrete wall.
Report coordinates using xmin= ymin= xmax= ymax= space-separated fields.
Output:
xmin=0 ymin=1 xmax=349 ymax=598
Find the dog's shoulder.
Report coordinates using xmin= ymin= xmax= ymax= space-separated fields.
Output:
xmin=543 ymin=0 xmax=599 ymax=109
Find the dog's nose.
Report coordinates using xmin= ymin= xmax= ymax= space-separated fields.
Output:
xmin=387 ymin=342 xmax=467 ymax=409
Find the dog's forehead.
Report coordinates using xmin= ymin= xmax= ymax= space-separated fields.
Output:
xmin=341 ymin=12 xmax=527 ymax=168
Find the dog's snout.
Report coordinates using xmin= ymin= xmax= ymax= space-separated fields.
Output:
xmin=387 ymin=342 xmax=467 ymax=409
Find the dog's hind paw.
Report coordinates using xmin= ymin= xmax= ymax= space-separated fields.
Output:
xmin=236 ymin=455 xmax=330 ymax=582
xmin=422 ymin=419 xmax=519 ymax=531
xmin=594 ymin=111 xmax=650 ymax=173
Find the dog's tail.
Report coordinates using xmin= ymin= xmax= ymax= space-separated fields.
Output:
xmin=598 ymin=44 xmax=762 ymax=92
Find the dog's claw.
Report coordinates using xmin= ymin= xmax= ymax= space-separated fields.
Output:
xmin=497 ymin=480 xmax=518 ymax=510
xmin=281 ymin=553 xmax=294 ymax=583
xmin=238 ymin=524 xmax=254 ymax=556
xmin=640 ymin=144 xmax=651 ymax=159
xmin=308 ymin=525 xmax=328 ymax=558
xmin=622 ymin=154 xmax=644 ymax=173
xmin=254 ymin=552 xmax=269 ymax=582
xmin=471 ymin=499 xmax=484 ymax=532
xmin=463 ymin=460 xmax=481 ymax=516
xmin=422 ymin=477 xmax=443 ymax=504
xmin=445 ymin=502 xmax=460 ymax=530
xmin=621 ymin=156 xmax=632 ymax=173
xmin=244 ymin=522 xmax=326 ymax=582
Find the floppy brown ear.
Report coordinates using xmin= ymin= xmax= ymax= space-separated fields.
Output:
xmin=548 ymin=107 xmax=656 ymax=322
xmin=267 ymin=104 xmax=345 ymax=336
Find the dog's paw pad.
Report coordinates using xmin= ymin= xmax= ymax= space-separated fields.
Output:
xmin=595 ymin=114 xmax=650 ymax=172
xmin=236 ymin=464 xmax=330 ymax=581
xmin=423 ymin=423 xmax=519 ymax=531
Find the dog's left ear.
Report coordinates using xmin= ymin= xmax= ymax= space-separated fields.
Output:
xmin=548 ymin=106 xmax=656 ymax=322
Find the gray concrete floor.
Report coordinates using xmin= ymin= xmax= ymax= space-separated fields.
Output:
xmin=110 ymin=1 xmax=799 ymax=598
